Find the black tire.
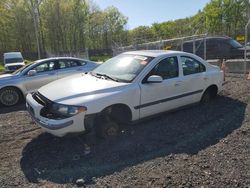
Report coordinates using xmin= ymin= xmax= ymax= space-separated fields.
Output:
xmin=200 ymin=89 xmax=212 ymax=103
xmin=96 ymin=119 xmax=120 ymax=139
xmin=0 ymin=87 xmax=22 ymax=106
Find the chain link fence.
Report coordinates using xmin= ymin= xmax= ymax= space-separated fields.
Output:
xmin=113 ymin=34 xmax=207 ymax=57
xmin=113 ymin=34 xmax=250 ymax=77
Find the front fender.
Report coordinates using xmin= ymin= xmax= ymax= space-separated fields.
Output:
xmin=85 ymin=84 xmax=141 ymax=121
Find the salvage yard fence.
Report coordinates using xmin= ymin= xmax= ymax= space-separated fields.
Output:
xmin=113 ymin=34 xmax=250 ymax=77
xmin=113 ymin=34 xmax=208 ymax=57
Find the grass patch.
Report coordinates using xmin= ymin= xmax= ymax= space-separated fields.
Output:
xmin=24 ymin=60 xmax=32 ymax=64
xmin=0 ymin=63 xmax=4 ymax=72
xmin=89 ymin=55 xmax=112 ymax=62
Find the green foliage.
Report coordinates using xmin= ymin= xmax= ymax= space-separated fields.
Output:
xmin=129 ymin=26 xmax=156 ymax=44
xmin=0 ymin=0 xmax=127 ymax=54
xmin=128 ymin=0 xmax=250 ymax=43
xmin=24 ymin=60 xmax=32 ymax=64
xmin=89 ymin=55 xmax=111 ymax=62
xmin=0 ymin=0 xmax=249 ymax=55
xmin=0 ymin=64 xmax=4 ymax=72
xmin=203 ymin=0 xmax=250 ymax=36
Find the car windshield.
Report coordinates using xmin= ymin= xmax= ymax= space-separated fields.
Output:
xmin=229 ymin=39 xmax=242 ymax=48
xmin=12 ymin=62 xmax=34 ymax=75
xmin=5 ymin=58 xmax=23 ymax=64
xmin=92 ymin=54 xmax=154 ymax=82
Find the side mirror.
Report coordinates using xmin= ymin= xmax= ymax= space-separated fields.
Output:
xmin=147 ymin=75 xmax=163 ymax=83
xmin=27 ymin=70 xmax=37 ymax=76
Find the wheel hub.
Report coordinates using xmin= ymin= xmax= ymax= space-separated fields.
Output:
xmin=107 ymin=126 xmax=117 ymax=136
xmin=0 ymin=89 xmax=19 ymax=106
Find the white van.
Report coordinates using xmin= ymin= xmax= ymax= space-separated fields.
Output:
xmin=3 ymin=52 xmax=25 ymax=72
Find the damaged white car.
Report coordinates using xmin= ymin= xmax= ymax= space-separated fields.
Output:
xmin=26 ymin=50 xmax=224 ymax=138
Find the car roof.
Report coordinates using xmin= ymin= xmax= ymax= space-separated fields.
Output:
xmin=35 ymin=57 xmax=87 ymax=63
xmin=184 ymin=36 xmax=232 ymax=43
xmin=4 ymin=52 xmax=23 ymax=58
xmin=123 ymin=50 xmax=187 ymax=57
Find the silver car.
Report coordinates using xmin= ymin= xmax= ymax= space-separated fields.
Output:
xmin=0 ymin=57 xmax=98 ymax=106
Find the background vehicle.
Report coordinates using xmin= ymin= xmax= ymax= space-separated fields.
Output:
xmin=3 ymin=52 xmax=25 ymax=73
xmin=179 ymin=36 xmax=250 ymax=60
xmin=0 ymin=57 xmax=98 ymax=106
xmin=26 ymin=50 xmax=224 ymax=138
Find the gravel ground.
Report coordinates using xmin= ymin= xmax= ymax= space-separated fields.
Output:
xmin=0 ymin=76 xmax=250 ymax=188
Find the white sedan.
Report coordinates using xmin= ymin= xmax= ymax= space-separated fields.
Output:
xmin=26 ymin=50 xmax=224 ymax=138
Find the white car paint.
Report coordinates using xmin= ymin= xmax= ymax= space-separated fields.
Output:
xmin=26 ymin=50 xmax=224 ymax=137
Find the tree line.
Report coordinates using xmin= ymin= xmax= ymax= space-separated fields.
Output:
xmin=128 ymin=0 xmax=250 ymax=45
xmin=0 ymin=0 xmax=249 ymax=59
xmin=0 ymin=0 xmax=128 ymax=58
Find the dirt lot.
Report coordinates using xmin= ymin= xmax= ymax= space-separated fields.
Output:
xmin=0 ymin=76 xmax=250 ymax=188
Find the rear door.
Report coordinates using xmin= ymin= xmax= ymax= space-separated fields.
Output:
xmin=22 ymin=60 xmax=58 ymax=93
xmin=179 ymin=55 xmax=208 ymax=103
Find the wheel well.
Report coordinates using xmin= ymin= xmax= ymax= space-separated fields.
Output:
xmin=99 ymin=104 xmax=132 ymax=124
xmin=205 ymin=85 xmax=218 ymax=98
xmin=0 ymin=86 xmax=25 ymax=100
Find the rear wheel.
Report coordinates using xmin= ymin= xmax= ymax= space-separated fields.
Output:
xmin=201 ymin=89 xmax=211 ymax=103
xmin=0 ymin=87 xmax=21 ymax=106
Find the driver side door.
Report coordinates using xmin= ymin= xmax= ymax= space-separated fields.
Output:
xmin=22 ymin=60 xmax=58 ymax=93
xmin=138 ymin=56 xmax=186 ymax=118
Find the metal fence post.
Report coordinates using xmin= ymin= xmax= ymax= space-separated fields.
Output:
xmin=181 ymin=38 xmax=184 ymax=51
xmin=244 ymin=19 xmax=250 ymax=79
xmin=193 ymin=35 xmax=195 ymax=54
xmin=204 ymin=36 xmax=207 ymax=60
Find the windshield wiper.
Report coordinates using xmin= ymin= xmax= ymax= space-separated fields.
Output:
xmin=89 ymin=72 xmax=119 ymax=82
xmin=96 ymin=73 xmax=119 ymax=82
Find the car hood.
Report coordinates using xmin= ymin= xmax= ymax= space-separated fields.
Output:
xmin=5 ymin=62 xmax=25 ymax=67
xmin=38 ymin=73 xmax=130 ymax=105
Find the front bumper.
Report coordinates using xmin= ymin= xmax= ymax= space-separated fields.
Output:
xmin=26 ymin=93 xmax=87 ymax=137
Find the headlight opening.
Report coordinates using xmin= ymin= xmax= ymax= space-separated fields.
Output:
xmin=41 ymin=103 xmax=87 ymax=119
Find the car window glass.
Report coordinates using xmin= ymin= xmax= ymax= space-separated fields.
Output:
xmin=181 ymin=56 xmax=206 ymax=76
xmin=70 ymin=60 xmax=79 ymax=67
xmin=58 ymin=60 xmax=81 ymax=69
xmin=79 ymin=61 xmax=86 ymax=66
xmin=150 ymin=56 xmax=179 ymax=80
xmin=34 ymin=61 xmax=56 ymax=73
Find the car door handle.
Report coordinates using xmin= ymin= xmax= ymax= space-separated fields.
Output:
xmin=203 ymin=77 xmax=209 ymax=80
xmin=174 ymin=81 xmax=183 ymax=86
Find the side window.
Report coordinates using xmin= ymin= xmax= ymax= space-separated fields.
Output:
xmin=69 ymin=60 xmax=81 ymax=67
xmin=181 ymin=56 xmax=206 ymax=76
xmin=58 ymin=60 xmax=69 ymax=69
xmin=79 ymin=61 xmax=86 ymax=66
xmin=34 ymin=61 xmax=56 ymax=73
xmin=58 ymin=60 xmax=81 ymax=69
xmin=150 ymin=56 xmax=179 ymax=80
